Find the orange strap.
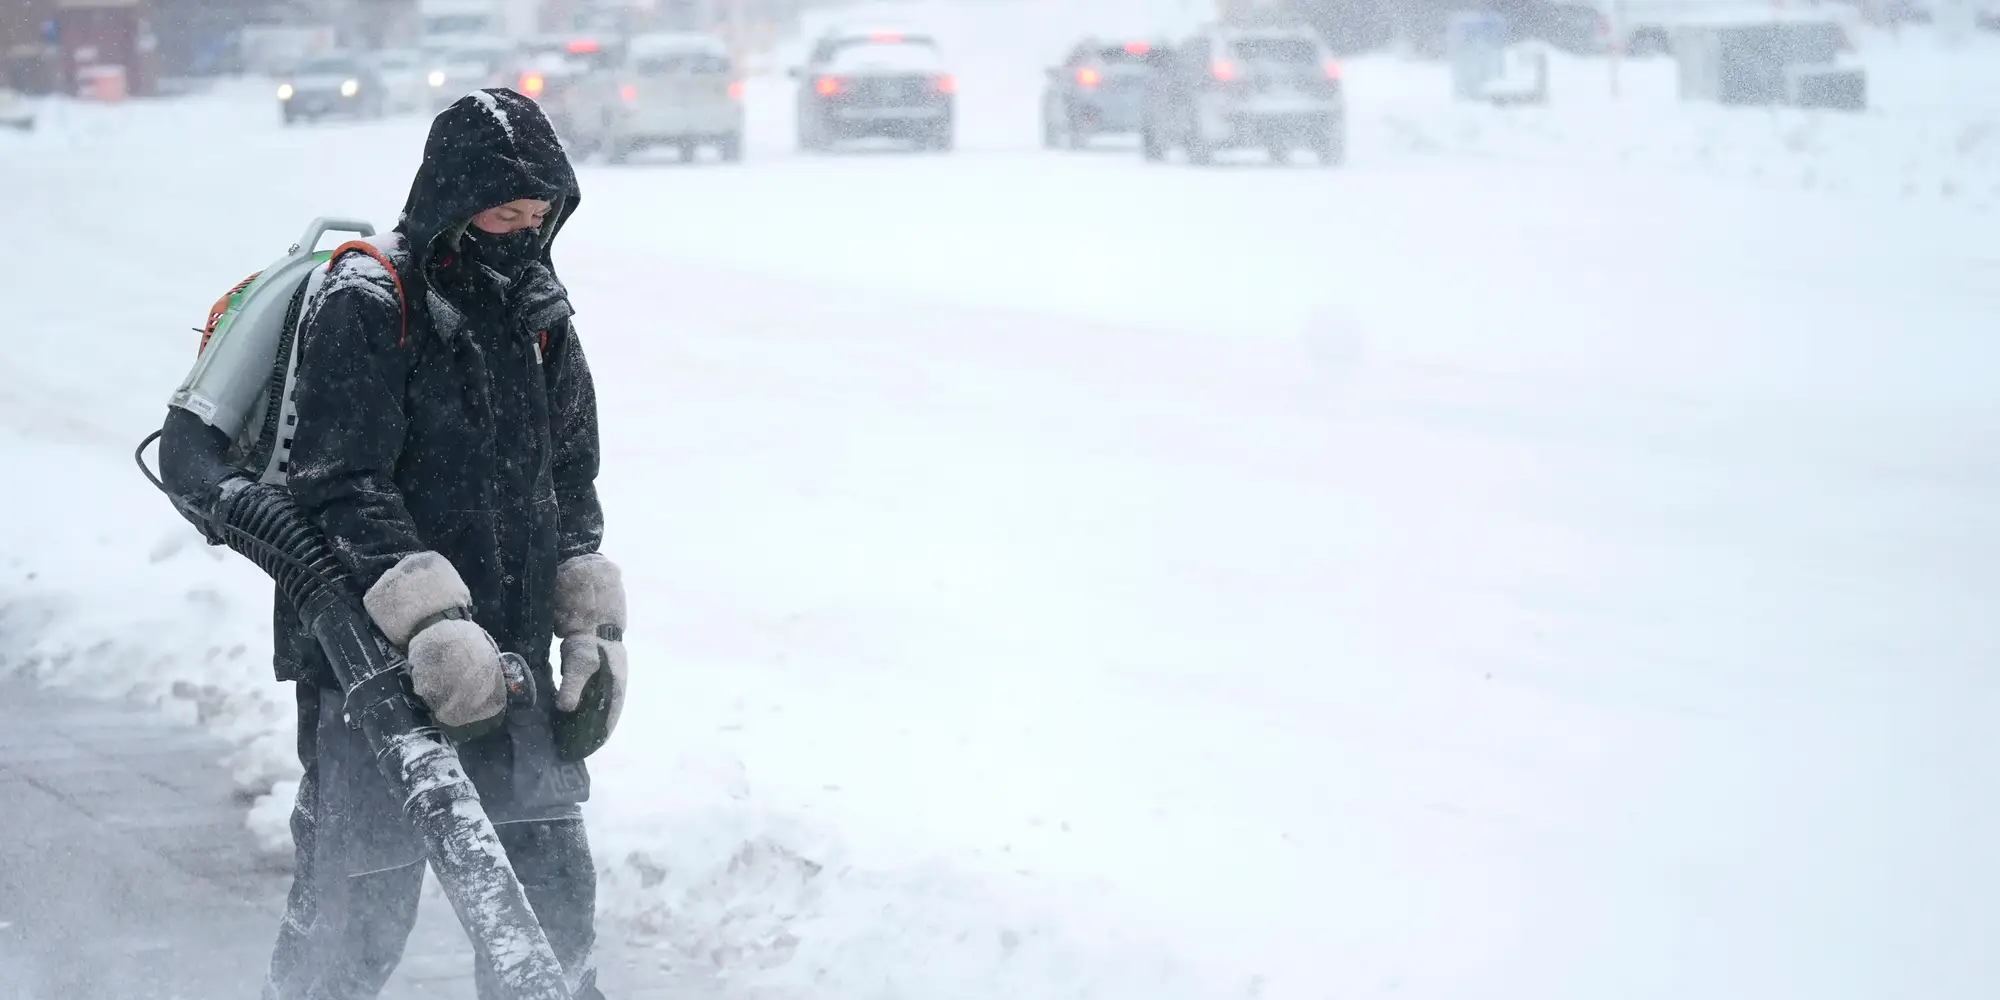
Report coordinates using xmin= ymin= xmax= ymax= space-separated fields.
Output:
xmin=327 ymin=241 xmax=409 ymax=346
xmin=199 ymin=271 xmax=261 ymax=354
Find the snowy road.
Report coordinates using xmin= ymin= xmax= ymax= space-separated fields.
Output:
xmin=5 ymin=15 xmax=1999 ymax=1000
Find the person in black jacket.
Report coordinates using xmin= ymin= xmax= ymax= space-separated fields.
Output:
xmin=263 ymin=89 xmax=628 ymax=1000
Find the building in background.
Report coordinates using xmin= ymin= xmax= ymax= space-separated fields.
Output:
xmin=40 ymin=0 xmax=158 ymax=97
xmin=2 ymin=0 xmax=64 ymax=92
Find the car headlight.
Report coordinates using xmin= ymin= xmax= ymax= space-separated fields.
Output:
xmin=428 ymin=69 xmax=446 ymax=88
xmin=277 ymin=83 xmax=294 ymax=100
xmin=340 ymin=78 xmax=360 ymax=97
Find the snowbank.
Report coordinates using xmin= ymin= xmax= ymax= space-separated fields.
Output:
xmin=1355 ymin=30 xmax=2000 ymax=208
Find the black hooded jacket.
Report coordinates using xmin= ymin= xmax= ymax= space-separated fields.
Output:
xmin=278 ymin=89 xmax=603 ymax=688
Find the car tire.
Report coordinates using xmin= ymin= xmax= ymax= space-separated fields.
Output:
xmin=676 ymin=139 xmax=699 ymax=163
xmin=798 ymin=109 xmax=826 ymax=152
xmin=1140 ymin=122 xmax=1166 ymax=162
xmin=1314 ymin=125 xmax=1346 ymax=167
xmin=924 ymin=125 xmax=954 ymax=153
xmin=719 ymin=132 xmax=744 ymax=162
xmin=1184 ymin=127 xmax=1214 ymax=166
xmin=606 ymin=140 xmax=630 ymax=165
xmin=1041 ymin=102 xmax=1061 ymax=149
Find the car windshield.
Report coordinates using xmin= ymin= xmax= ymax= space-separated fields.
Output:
xmin=633 ymin=51 xmax=730 ymax=75
xmin=375 ymin=54 xmax=416 ymax=69
xmin=1229 ymin=36 xmax=1321 ymax=64
xmin=297 ymin=58 xmax=360 ymax=76
xmin=446 ymin=50 xmax=507 ymax=70
xmin=1093 ymin=44 xmax=1168 ymax=67
xmin=823 ymin=39 xmax=942 ymax=72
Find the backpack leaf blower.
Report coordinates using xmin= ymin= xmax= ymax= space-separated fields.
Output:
xmin=136 ymin=218 xmax=572 ymax=1000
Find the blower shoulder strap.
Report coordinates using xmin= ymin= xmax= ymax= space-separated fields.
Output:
xmin=326 ymin=241 xmax=409 ymax=347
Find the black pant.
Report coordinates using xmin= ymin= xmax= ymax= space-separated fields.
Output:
xmin=266 ymin=684 xmax=604 ymax=1000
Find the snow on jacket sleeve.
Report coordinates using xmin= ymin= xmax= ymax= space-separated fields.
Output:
xmin=286 ymin=277 xmax=425 ymax=596
xmin=548 ymin=322 xmax=605 ymax=562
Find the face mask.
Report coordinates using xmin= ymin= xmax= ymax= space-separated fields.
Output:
xmin=462 ymin=226 xmax=544 ymax=277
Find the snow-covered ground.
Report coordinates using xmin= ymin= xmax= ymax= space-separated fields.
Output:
xmin=4 ymin=2 xmax=1998 ymax=998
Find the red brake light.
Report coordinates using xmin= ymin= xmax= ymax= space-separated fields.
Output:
xmin=618 ymin=83 xmax=637 ymax=102
xmin=1210 ymin=58 xmax=1237 ymax=82
xmin=814 ymin=75 xmax=842 ymax=96
xmin=1322 ymin=60 xmax=1342 ymax=80
xmin=728 ymin=79 xmax=744 ymax=100
xmin=520 ymin=73 xmax=545 ymax=98
xmin=1075 ymin=66 xmax=1101 ymax=88
xmin=565 ymin=39 xmax=599 ymax=54
xmin=934 ymin=74 xmax=957 ymax=94
xmin=1125 ymin=41 xmax=1150 ymax=55
xmin=869 ymin=32 xmax=903 ymax=43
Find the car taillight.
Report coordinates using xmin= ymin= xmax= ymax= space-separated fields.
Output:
xmin=520 ymin=73 xmax=545 ymax=98
xmin=815 ymin=75 xmax=843 ymax=97
xmin=934 ymin=74 xmax=957 ymax=94
xmin=1124 ymin=41 xmax=1150 ymax=55
xmin=1076 ymin=66 xmax=1101 ymax=88
xmin=566 ymin=39 xmax=599 ymax=54
xmin=728 ymin=79 xmax=744 ymax=100
xmin=1210 ymin=58 xmax=1238 ymax=82
xmin=1322 ymin=60 xmax=1342 ymax=80
xmin=870 ymin=32 xmax=903 ymax=43
xmin=619 ymin=83 xmax=637 ymax=102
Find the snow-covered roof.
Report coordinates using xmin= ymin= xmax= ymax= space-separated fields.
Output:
xmin=1216 ymin=23 xmax=1324 ymax=41
xmin=821 ymin=25 xmax=938 ymax=48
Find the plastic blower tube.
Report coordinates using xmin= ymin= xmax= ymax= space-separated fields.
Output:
xmin=151 ymin=408 xmax=573 ymax=1000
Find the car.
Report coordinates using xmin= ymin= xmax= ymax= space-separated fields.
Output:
xmin=508 ymin=41 xmax=613 ymax=145
xmin=1041 ymin=36 xmax=1169 ymax=149
xmin=277 ymin=54 xmax=387 ymax=124
xmin=423 ymin=39 xmax=511 ymax=112
xmin=570 ymin=32 xmax=744 ymax=164
xmin=1139 ymin=24 xmax=1344 ymax=167
xmin=791 ymin=28 xmax=955 ymax=153
xmin=369 ymin=48 xmax=430 ymax=113
xmin=0 ymin=87 xmax=33 ymax=132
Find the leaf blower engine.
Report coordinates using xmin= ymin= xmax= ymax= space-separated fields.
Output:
xmin=137 ymin=218 xmax=573 ymax=1000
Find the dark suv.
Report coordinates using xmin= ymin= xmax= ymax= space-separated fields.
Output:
xmin=792 ymin=28 xmax=956 ymax=152
xmin=1040 ymin=37 xmax=1169 ymax=149
xmin=1139 ymin=25 xmax=1345 ymax=167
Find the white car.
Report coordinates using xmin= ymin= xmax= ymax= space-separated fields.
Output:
xmin=369 ymin=49 xmax=430 ymax=113
xmin=0 ymin=88 xmax=32 ymax=132
xmin=1139 ymin=24 xmax=1345 ymax=166
xmin=574 ymin=33 xmax=744 ymax=163
xmin=424 ymin=39 xmax=511 ymax=112
xmin=792 ymin=28 xmax=956 ymax=152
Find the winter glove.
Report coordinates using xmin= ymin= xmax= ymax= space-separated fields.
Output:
xmin=509 ymin=261 xmax=574 ymax=337
xmin=550 ymin=553 xmax=628 ymax=761
xmin=364 ymin=551 xmax=508 ymax=742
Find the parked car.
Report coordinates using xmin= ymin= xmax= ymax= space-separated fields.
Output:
xmin=0 ymin=87 xmax=33 ymax=131
xmin=792 ymin=28 xmax=955 ymax=152
xmin=277 ymin=54 xmax=387 ymax=124
xmin=1041 ymin=36 xmax=1169 ymax=148
xmin=369 ymin=48 xmax=430 ymax=113
xmin=424 ymin=39 xmax=511 ymax=112
xmin=1139 ymin=24 xmax=1344 ymax=167
xmin=566 ymin=33 xmax=744 ymax=163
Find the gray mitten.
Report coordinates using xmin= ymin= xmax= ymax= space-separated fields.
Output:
xmin=551 ymin=553 xmax=628 ymax=760
xmin=364 ymin=552 xmax=507 ymax=739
